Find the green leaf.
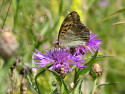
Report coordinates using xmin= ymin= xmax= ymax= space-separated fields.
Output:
xmin=91 ymin=78 xmax=97 ymax=94
xmin=90 ymin=8 xmax=125 ymax=28
xmin=90 ymin=68 xmax=97 ymax=78
xmin=48 ymin=70 xmax=69 ymax=94
xmin=73 ymin=72 xmax=89 ymax=94
xmin=1 ymin=0 xmax=12 ymax=29
xmin=0 ymin=0 xmax=6 ymax=16
xmin=12 ymin=0 xmax=20 ymax=30
xmin=48 ymin=70 xmax=61 ymax=84
xmin=12 ymin=0 xmax=17 ymax=15
xmin=35 ymin=63 xmax=53 ymax=78
xmin=96 ymin=82 xmax=119 ymax=87
xmin=52 ymin=77 xmax=58 ymax=94
xmin=84 ymin=55 xmax=114 ymax=59
xmin=34 ymin=63 xmax=53 ymax=94
xmin=74 ymin=50 xmax=98 ymax=83
xmin=25 ymin=70 xmax=38 ymax=93
xmin=59 ymin=0 xmax=63 ymax=16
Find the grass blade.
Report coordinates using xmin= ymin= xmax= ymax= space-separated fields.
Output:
xmin=96 ymin=82 xmax=119 ymax=87
xmin=2 ymin=0 xmax=12 ymax=29
xmin=90 ymin=8 xmax=125 ymax=28
xmin=0 ymin=0 xmax=6 ymax=17
xmin=85 ymin=55 xmax=114 ymax=59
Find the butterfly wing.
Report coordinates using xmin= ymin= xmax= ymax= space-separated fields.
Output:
xmin=58 ymin=11 xmax=90 ymax=48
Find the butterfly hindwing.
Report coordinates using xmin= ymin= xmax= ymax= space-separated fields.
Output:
xmin=70 ymin=24 xmax=90 ymax=42
xmin=58 ymin=11 xmax=90 ymax=48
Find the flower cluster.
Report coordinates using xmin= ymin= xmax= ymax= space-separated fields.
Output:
xmin=76 ymin=33 xmax=102 ymax=55
xmin=33 ymin=49 xmax=86 ymax=73
xmin=32 ymin=33 xmax=101 ymax=75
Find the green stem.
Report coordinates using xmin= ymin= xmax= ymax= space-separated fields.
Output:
xmin=0 ymin=0 xmax=6 ymax=17
xmin=2 ymin=0 xmax=12 ymax=29
xmin=26 ymin=73 xmax=38 ymax=93
xmin=92 ymin=78 xmax=97 ymax=94
xmin=35 ymin=77 xmax=41 ymax=94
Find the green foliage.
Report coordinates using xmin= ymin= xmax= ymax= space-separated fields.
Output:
xmin=25 ymin=69 xmax=39 ymax=93
xmin=48 ymin=70 xmax=69 ymax=94
xmin=74 ymin=50 xmax=98 ymax=83
xmin=73 ymin=72 xmax=89 ymax=94
xmin=52 ymin=78 xmax=58 ymax=94
xmin=90 ymin=8 xmax=125 ymax=28
xmin=0 ymin=0 xmax=125 ymax=93
xmin=97 ymin=82 xmax=119 ymax=87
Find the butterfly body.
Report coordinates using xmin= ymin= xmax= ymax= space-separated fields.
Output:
xmin=57 ymin=11 xmax=90 ymax=48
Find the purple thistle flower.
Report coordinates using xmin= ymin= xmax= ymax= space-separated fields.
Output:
xmin=76 ymin=33 xmax=102 ymax=55
xmin=32 ymin=48 xmax=86 ymax=73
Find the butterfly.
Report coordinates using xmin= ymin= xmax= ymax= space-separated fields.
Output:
xmin=56 ymin=11 xmax=90 ymax=48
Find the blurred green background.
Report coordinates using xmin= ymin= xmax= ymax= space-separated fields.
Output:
xmin=0 ymin=0 xmax=125 ymax=94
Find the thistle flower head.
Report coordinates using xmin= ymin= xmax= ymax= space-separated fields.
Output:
xmin=85 ymin=34 xmax=102 ymax=54
xmin=76 ymin=33 xmax=102 ymax=55
xmin=33 ymin=48 xmax=86 ymax=74
xmin=0 ymin=31 xmax=18 ymax=59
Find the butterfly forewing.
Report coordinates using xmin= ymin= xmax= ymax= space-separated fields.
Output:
xmin=58 ymin=11 xmax=90 ymax=48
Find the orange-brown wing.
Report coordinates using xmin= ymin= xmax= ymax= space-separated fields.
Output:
xmin=58 ymin=11 xmax=81 ymax=41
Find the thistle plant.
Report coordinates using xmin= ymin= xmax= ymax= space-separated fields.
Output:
xmin=0 ymin=0 xmax=124 ymax=93
xmin=30 ymin=32 xmax=104 ymax=94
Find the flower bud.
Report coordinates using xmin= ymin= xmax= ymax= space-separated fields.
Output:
xmin=0 ymin=32 xmax=18 ymax=59
xmin=39 ymin=17 xmax=46 ymax=23
xmin=69 ymin=82 xmax=74 ymax=90
xmin=22 ymin=86 xmax=27 ymax=92
xmin=37 ymin=35 xmax=44 ymax=42
xmin=32 ymin=68 xmax=37 ymax=76
xmin=92 ymin=63 xmax=103 ymax=77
